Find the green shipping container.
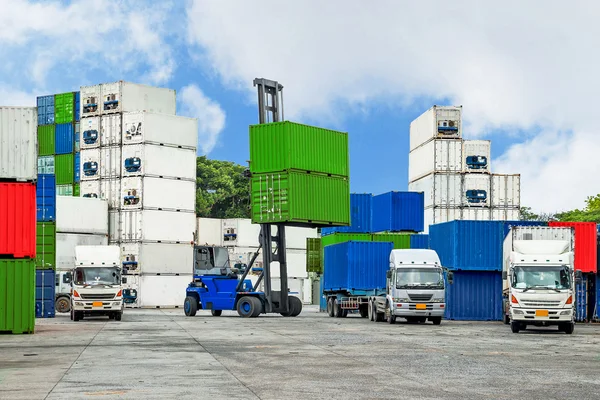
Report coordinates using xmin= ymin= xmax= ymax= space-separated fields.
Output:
xmin=73 ymin=183 xmax=80 ymax=197
xmin=321 ymin=233 xmax=372 ymax=248
xmin=0 ymin=259 xmax=35 ymax=334
xmin=55 ymin=154 xmax=74 ymax=185
xmin=371 ymin=233 xmax=411 ymax=250
xmin=38 ymin=125 xmax=55 ymax=156
xmin=54 ymin=92 xmax=75 ymax=124
xmin=249 ymin=121 xmax=349 ymax=177
xmin=306 ymin=238 xmax=323 ymax=274
xmin=251 ymin=171 xmax=350 ymax=228
xmin=57 ymin=184 xmax=73 ymax=196
xmin=36 ymin=222 xmax=56 ymax=270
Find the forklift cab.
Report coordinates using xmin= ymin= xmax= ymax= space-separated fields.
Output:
xmin=194 ymin=246 xmax=234 ymax=277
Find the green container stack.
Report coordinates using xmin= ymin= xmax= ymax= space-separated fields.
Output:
xmin=0 ymin=260 xmax=36 ymax=334
xmin=36 ymin=222 xmax=56 ymax=270
xmin=249 ymin=121 xmax=350 ymax=227
xmin=306 ymin=238 xmax=322 ymax=274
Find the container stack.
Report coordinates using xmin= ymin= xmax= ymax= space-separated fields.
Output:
xmin=0 ymin=107 xmax=37 ymax=333
xmin=407 ymin=106 xmax=521 ymax=232
xmin=78 ymin=81 xmax=197 ymax=308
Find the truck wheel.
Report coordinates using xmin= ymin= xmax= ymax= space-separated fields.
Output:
xmin=333 ymin=298 xmax=342 ymax=318
xmin=237 ymin=296 xmax=259 ymax=318
xmin=359 ymin=305 xmax=368 ymax=318
xmin=55 ymin=297 xmax=70 ymax=313
xmin=375 ymin=304 xmax=385 ymax=322
xmin=387 ymin=304 xmax=396 ymax=324
xmin=115 ymin=312 xmax=122 ymax=321
xmin=289 ymin=296 xmax=302 ymax=317
xmin=510 ymin=321 xmax=520 ymax=333
xmin=211 ymin=309 xmax=223 ymax=317
xmin=184 ymin=296 xmax=198 ymax=317
xmin=327 ymin=298 xmax=335 ymax=317
xmin=368 ymin=301 xmax=374 ymax=321
xmin=563 ymin=323 xmax=575 ymax=334
xmin=73 ymin=311 xmax=82 ymax=322
xmin=503 ymin=314 xmax=510 ymax=325
xmin=431 ymin=317 xmax=442 ymax=325
xmin=70 ymin=309 xmax=74 ymax=321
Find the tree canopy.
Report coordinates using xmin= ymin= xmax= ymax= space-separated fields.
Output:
xmin=520 ymin=194 xmax=600 ymax=223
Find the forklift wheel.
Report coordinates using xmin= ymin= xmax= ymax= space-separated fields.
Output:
xmin=237 ymin=296 xmax=260 ymax=318
xmin=184 ymin=296 xmax=198 ymax=317
xmin=289 ymin=296 xmax=302 ymax=317
xmin=211 ymin=310 xmax=223 ymax=317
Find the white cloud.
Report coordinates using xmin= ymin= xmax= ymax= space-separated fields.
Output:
xmin=186 ymin=0 xmax=600 ymax=211
xmin=179 ymin=84 xmax=226 ymax=155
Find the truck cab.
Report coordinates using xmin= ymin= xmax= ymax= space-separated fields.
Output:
xmin=70 ymin=245 xmax=124 ymax=321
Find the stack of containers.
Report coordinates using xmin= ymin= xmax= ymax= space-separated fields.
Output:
xmin=407 ymin=106 xmax=521 ymax=232
xmin=0 ymin=107 xmax=37 ymax=333
xmin=80 ymin=81 xmax=197 ymax=308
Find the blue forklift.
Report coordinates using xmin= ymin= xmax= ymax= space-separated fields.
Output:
xmin=184 ymin=78 xmax=302 ymax=318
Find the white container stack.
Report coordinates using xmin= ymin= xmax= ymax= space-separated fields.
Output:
xmin=80 ymin=81 xmax=198 ymax=308
xmin=408 ymin=106 xmax=521 ymax=232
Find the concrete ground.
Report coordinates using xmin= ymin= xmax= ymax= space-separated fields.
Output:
xmin=1 ymin=306 xmax=599 ymax=400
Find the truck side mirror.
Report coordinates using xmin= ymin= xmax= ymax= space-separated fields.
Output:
xmin=502 ymin=271 xmax=507 ymax=280
xmin=447 ymin=271 xmax=454 ymax=285
xmin=386 ymin=270 xmax=392 ymax=279
xmin=63 ymin=272 xmax=72 ymax=284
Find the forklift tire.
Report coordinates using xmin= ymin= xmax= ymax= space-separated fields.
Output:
xmin=327 ymin=298 xmax=335 ymax=317
xmin=289 ymin=296 xmax=302 ymax=317
xmin=115 ymin=312 xmax=122 ymax=321
xmin=250 ymin=297 xmax=263 ymax=317
xmin=184 ymin=296 xmax=198 ymax=317
xmin=237 ymin=296 xmax=259 ymax=318
xmin=211 ymin=310 xmax=223 ymax=317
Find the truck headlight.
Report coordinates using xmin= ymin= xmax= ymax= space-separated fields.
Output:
xmin=431 ymin=298 xmax=444 ymax=303
xmin=75 ymin=302 xmax=83 ymax=306
xmin=513 ymin=309 xmax=524 ymax=315
xmin=394 ymin=298 xmax=409 ymax=303
xmin=560 ymin=310 xmax=571 ymax=315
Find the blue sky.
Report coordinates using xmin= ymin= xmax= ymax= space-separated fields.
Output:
xmin=2 ymin=0 xmax=600 ymax=212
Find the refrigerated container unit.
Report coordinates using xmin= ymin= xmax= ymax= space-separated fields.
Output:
xmin=99 ymin=81 xmax=177 ymax=116
xmin=80 ymin=84 xmax=101 ymax=118
xmin=121 ymin=144 xmax=196 ymax=181
xmin=36 ymin=222 xmax=56 ymax=270
xmin=372 ymin=191 xmax=424 ymax=233
xmin=462 ymin=140 xmax=491 ymax=173
xmin=0 ymin=259 xmax=36 ymax=334
xmin=409 ymin=105 xmax=462 ymax=151
xmin=81 ymin=117 xmax=100 ymax=149
xmin=548 ymin=222 xmax=597 ymax=273
xmin=491 ymin=174 xmax=520 ymax=208
xmin=56 ymin=233 xmax=108 ymax=270
xmin=119 ymin=242 xmax=193 ymax=275
xmin=122 ymin=112 xmax=198 ymax=148
xmin=120 ymin=176 xmax=195 ymax=212
xmin=0 ymin=182 xmax=36 ymax=258
xmin=423 ymin=206 xmax=461 ymax=233
xmin=100 ymin=114 xmax=122 ymax=146
xmin=36 ymin=174 xmax=56 ymax=222
xmin=37 ymin=95 xmax=55 ymax=125
xmin=56 ymin=196 xmax=109 ymax=235
xmin=462 ymin=173 xmax=491 ymax=207
xmin=35 ymin=269 xmax=55 ymax=318
xmin=220 ymin=218 xmax=317 ymax=249
xmin=38 ymin=156 xmax=55 ymax=175
xmin=54 ymin=92 xmax=75 ymax=124
xmin=321 ymin=193 xmax=372 ymax=235
xmin=55 ymin=123 xmax=74 ymax=155
xmin=408 ymin=173 xmax=462 ymax=208
xmin=408 ymin=139 xmax=462 ymax=183
xmin=80 ymin=148 xmax=100 ymax=180
xmin=444 ymin=270 xmax=503 ymax=321
xmin=1 ymin=107 xmax=38 ymax=181
xmin=110 ymin=209 xmax=196 ymax=243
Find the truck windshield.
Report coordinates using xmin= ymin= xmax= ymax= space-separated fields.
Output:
xmin=73 ymin=267 xmax=120 ymax=286
xmin=396 ymin=268 xmax=444 ymax=289
xmin=512 ymin=266 xmax=571 ymax=290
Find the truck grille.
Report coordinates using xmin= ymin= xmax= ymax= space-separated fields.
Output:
xmin=409 ymin=304 xmax=433 ymax=310
xmin=80 ymin=293 xmax=115 ymax=300
xmin=408 ymin=294 xmax=433 ymax=302
xmin=522 ymin=300 xmax=561 ymax=308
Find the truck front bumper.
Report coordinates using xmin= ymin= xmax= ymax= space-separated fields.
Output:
xmin=510 ymin=308 xmax=573 ymax=324
xmin=72 ymin=301 xmax=123 ymax=312
xmin=392 ymin=303 xmax=445 ymax=318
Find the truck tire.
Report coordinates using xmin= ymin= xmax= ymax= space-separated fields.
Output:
xmin=387 ymin=304 xmax=396 ymax=324
xmin=184 ymin=296 xmax=198 ymax=317
xmin=237 ymin=296 xmax=259 ymax=318
xmin=431 ymin=317 xmax=442 ymax=325
xmin=327 ymin=298 xmax=335 ymax=317
xmin=503 ymin=314 xmax=510 ymax=325
xmin=73 ymin=311 xmax=82 ymax=322
xmin=359 ymin=305 xmax=368 ymax=318
xmin=375 ymin=303 xmax=385 ymax=322
xmin=115 ymin=312 xmax=122 ymax=321
xmin=368 ymin=300 xmax=374 ymax=321
xmin=211 ymin=309 xmax=223 ymax=317
xmin=562 ymin=323 xmax=575 ymax=334
xmin=55 ymin=296 xmax=70 ymax=313
xmin=289 ymin=296 xmax=302 ymax=317
xmin=333 ymin=298 xmax=342 ymax=318
xmin=510 ymin=321 xmax=520 ymax=333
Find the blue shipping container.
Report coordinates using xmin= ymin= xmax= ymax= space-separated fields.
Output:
xmin=319 ymin=279 xmax=326 ymax=312
xmin=323 ymin=241 xmax=393 ymax=294
xmin=37 ymin=95 xmax=55 ymax=125
xmin=55 ymin=123 xmax=74 ymax=154
xmin=410 ymin=234 xmax=429 ymax=249
xmin=74 ymin=91 xmax=80 ymax=121
xmin=36 ymin=174 xmax=56 ymax=221
xmin=36 ymin=269 xmax=56 ymax=318
xmin=74 ymin=152 xmax=80 ymax=182
xmin=502 ymin=221 xmax=547 ymax=238
xmin=445 ymin=270 xmax=503 ymax=321
xmin=372 ymin=191 xmax=424 ymax=233
xmin=430 ymin=221 xmax=504 ymax=271
xmin=322 ymin=193 xmax=372 ymax=236
xmin=575 ymin=275 xmax=587 ymax=322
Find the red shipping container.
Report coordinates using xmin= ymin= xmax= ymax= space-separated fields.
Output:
xmin=549 ymin=221 xmax=597 ymax=273
xmin=0 ymin=182 xmax=36 ymax=258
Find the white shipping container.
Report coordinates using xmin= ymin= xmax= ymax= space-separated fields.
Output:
xmin=122 ymin=112 xmax=197 ymax=148
xmin=37 ymin=156 xmax=55 ymax=175
xmin=100 ymin=146 xmax=121 ymax=178
xmin=463 ymin=140 xmax=491 ymax=173
xmin=80 ymin=117 xmax=100 ymax=149
xmin=508 ymin=226 xmax=573 ymax=242
xmin=463 ymin=173 xmax=491 ymax=207
xmin=120 ymin=177 xmax=195 ymax=211
xmin=100 ymin=114 xmax=122 ymax=146
xmin=409 ymin=105 xmax=462 ymax=151
xmin=408 ymin=139 xmax=463 ymax=183
xmin=462 ymin=207 xmax=491 ymax=221
xmin=408 ymin=173 xmax=462 ymax=207
xmin=56 ymin=196 xmax=109 ymax=235
xmin=222 ymin=219 xmax=261 ymax=247
xmin=121 ymin=144 xmax=196 ymax=180
xmin=0 ymin=107 xmax=37 ymax=181
xmin=491 ymin=174 xmax=520 ymax=208
xmin=423 ymin=206 xmax=462 ymax=233
xmin=115 ymin=210 xmax=196 ymax=243
xmin=120 ymin=242 xmax=193 ymax=275
xmin=100 ymin=178 xmax=121 ymax=209
xmin=196 ymin=218 xmax=223 ymax=246
xmin=56 ymin=233 xmax=108 ymax=270
xmin=138 ymin=275 xmax=192 ymax=308
xmin=226 ymin=246 xmax=307 ymax=278
xmin=80 ymin=84 xmax=102 ymax=118
xmin=256 ymin=278 xmax=305 ymax=301
xmin=80 ymin=180 xmax=100 ymax=199
xmin=80 ymin=148 xmax=100 ymax=180
xmin=491 ymin=208 xmax=520 ymax=221
xmin=100 ymin=81 xmax=176 ymax=116
xmin=284 ymin=226 xmax=319 ymax=250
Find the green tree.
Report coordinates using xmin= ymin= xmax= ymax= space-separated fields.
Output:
xmin=555 ymin=194 xmax=600 ymax=222
xmin=196 ymin=156 xmax=251 ymax=218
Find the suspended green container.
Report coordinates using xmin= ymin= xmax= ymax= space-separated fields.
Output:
xmin=307 ymin=238 xmax=323 ymax=274
xmin=0 ymin=259 xmax=35 ymax=334
xmin=73 ymin=183 xmax=80 ymax=197
xmin=371 ymin=233 xmax=411 ymax=250
xmin=321 ymin=233 xmax=372 ymax=248
xmin=36 ymin=222 xmax=56 ymax=270
xmin=55 ymin=154 xmax=74 ymax=185
xmin=54 ymin=92 xmax=75 ymax=124
xmin=251 ymin=171 xmax=350 ymax=228
xmin=37 ymin=125 xmax=55 ymax=156
xmin=249 ymin=121 xmax=349 ymax=177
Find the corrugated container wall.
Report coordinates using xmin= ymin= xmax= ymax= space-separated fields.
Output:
xmin=548 ymin=222 xmax=597 ymax=273
xmin=321 ymin=233 xmax=372 ymax=248
xmin=55 ymin=123 xmax=74 ymax=154
xmin=251 ymin=171 xmax=350 ymax=227
xmin=74 ymin=152 xmax=80 ymax=182
xmin=409 ymin=105 xmax=462 ymax=151
xmin=36 ymin=222 xmax=56 ymax=270
xmin=0 ymin=183 xmax=36 ymax=258
xmin=1 ymin=107 xmax=37 ymax=181
xmin=56 ymin=196 xmax=109 ymax=235
xmin=55 ymin=154 xmax=74 ymax=185
xmin=100 ymin=114 xmax=122 ymax=146
xmin=196 ymin=218 xmax=223 ymax=247
xmin=121 ymin=144 xmax=196 ymax=180
xmin=122 ymin=112 xmax=198 ymax=148
xmin=462 ymin=140 xmax=491 ymax=173
xmin=445 ymin=271 xmax=503 ymax=321
xmin=99 ymin=81 xmax=177 ymax=116
xmin=36 ymin=174 xmax=56 ymax=221
xmin=491 ymin=174 xmax=520 ymax=208
xmin=321 ymin=193 xmax=372 ymax=235
xmin=36 ymin=269 xmax=55 ymax=318
xmin=37 ymin=95 xmax=54 ymax=125
xmin=0 ymin=259 xmax=35 ymax=334
xmin=462 ymin=207 xmax=491 ymax=221
xmin=113 ymin=210 xmax=196 ymax=243
xmin=37 ymin=125 xmax=55 ymax=156
xmin=249 ymin=121 xmax=349 ymax=177
xmin=371 ymin=233 xmax=411 ymax=249
xmin=490 ymin=208 xmax=520 ymax=222
xmin=409 ymin=173 xmax=462 ymax=208
xmin=120 ymin=242 xmax=192 ymax=275
xmin=372 ymin=191 xmax=424 ymax=233
xmin=54 ymin=92 xmax=74 ymax=124
xmin=120 ymin=177 xmax=195 ymax=212
xmin=408 ymin=139 xmax=462 ymax=183
xmin=323 ymin=241 xmax=393 ymax=293
xmin=410 ymin=234 xmax=429 ymax=249
xmin=74 ymin=92 xmax=80 ymax=122
xmin=430 ymin=221 xmax=504 ymax=271
xmin=575 ymin=275 xmax=588 ymax=322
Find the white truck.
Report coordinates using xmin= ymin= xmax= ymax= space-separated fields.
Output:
xmin=70 ymin=245 xmax=124 ymax=321
xmin=368 ymin=249 xmax=448 ymax=325
xmin=503 ymin=226 xmax=580 ymax=334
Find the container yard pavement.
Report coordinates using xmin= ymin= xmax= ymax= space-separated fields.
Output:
xmin=1 ymin=307 xmax=600 ymax=400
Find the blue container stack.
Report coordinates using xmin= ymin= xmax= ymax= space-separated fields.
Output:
xmin=35 ymin=270 xmax=56 ymax=318
xmin=322 ymin=193 xmax=372 ymax=235
xmin=372 ymin=191 xmax=424 ymax=233
xmin=410 ymin=234 xmax=429 ymax=249
xmin=36 ymin=174 xmax=56 ymax=221
xmin=55 ymin=123 xmax=74 ymax=155
xmin=444 ymin=271 xmax=503 ymax=321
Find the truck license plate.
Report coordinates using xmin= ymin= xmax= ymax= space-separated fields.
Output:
xmin=536 ymin=309 xmax=549 ymax=317
xmin=92 ymin=301 xmax=103 ymax=307
xmin=416 ymin=304 xmax=427 ymax=310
